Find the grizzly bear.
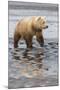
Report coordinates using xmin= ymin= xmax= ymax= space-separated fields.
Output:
xmin=14 ymin=16 xmax=48 ymax=48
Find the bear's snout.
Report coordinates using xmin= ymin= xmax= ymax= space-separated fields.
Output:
xmin=44 ymin=25 xmax=48 ymax=29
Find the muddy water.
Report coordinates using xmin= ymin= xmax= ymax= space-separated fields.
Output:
xmin=8 ymin=9 xmax=58 ymax=89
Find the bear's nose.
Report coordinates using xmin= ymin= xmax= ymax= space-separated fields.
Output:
xmin=46 ymin=25 xmax=48 ymax=28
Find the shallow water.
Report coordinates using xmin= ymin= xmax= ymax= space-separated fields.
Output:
xmin=8 ymin=8 xmax=58 ymax=89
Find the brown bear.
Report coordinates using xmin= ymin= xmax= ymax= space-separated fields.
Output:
xmin=14 ymin=16 xmax=48 ymax=48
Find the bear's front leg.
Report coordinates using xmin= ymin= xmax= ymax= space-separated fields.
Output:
xmin=36 ymin=32 xmax=44 ymax=47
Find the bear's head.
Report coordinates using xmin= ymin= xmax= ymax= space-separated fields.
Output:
xmin=33 ymin=16 xmax=48 ymax=32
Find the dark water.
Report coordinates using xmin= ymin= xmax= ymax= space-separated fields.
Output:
xmin=8 ymin=8 xmax=58 ymax=89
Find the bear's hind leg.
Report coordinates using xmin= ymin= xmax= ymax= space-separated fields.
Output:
xmin=14 ymin=32 xmax=21 ymax=48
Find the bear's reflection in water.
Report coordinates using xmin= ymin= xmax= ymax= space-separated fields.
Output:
xmin=9 ymin=38 xmax=58 ymax=88
xmin=13 ymin=47 xmax=44 ymax=78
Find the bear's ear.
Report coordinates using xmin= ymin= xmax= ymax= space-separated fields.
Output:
xmin=42 ymin=16 xmax=46 ymax=20
xmin=43 ymin=16 xmax=46 ymax=19
xmin=37 ymin=16 xmax=41 ymax=21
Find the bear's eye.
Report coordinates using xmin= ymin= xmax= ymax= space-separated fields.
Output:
xmin=43 ymin=21 xmax=45 ymax=24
